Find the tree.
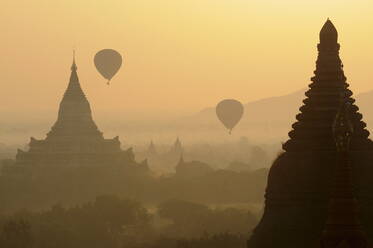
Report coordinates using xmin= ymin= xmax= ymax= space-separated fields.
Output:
xmin=0 ymin=219 xmax=33 ymax=248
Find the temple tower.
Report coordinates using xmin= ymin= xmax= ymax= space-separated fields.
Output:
xmin=47 ymin=56 xmax=103 ymax=140
xmin=147 ymin=140 xmax=157 ymax=157
xmin=248 ymin=20 xmax=373 ymax=248
xmin=169 ymin=137 xmax=183 ymax=155
xmin=15 ymin=56 xmax=134 ymax=167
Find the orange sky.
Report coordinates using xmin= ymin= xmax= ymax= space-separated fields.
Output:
xmin=2 ymin=0 xmax=373 ymax=120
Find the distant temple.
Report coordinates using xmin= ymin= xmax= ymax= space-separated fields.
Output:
xmin=168 ymin=137 xmax=183 ymax=155
xmin=248 ymin=20 xmax=373 ymax=247
xmin=175 ymin=154 xmax=213 ymax=178
xmin=147 ymin=140 xmax=157 ymax=157
xmin=15 ymin=57 xmax=135 ymax=167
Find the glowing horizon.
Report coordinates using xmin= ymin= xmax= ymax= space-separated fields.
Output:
xmin=2 ymin=0 xmax=373 ymax=118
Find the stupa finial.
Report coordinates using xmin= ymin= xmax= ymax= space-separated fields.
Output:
xmin=71 ymin=50 xmax=77 ymax=71
xmin=320 ymin=19 xmax=338 ymax=44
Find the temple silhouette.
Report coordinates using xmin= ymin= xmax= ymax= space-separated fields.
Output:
xmin=248 ymin=20 xmax=373 ymax=247
xmin=147 ymin=140 xmax=157 ymax=157
xmin=175 ymin=154 xmax=213 ymax=178
xmin=168 ymin=137 xmax=183 ymax=156
xmin=15 ymin=56 xmax=135 ymax=167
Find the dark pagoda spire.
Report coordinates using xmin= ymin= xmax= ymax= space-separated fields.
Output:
xmin=71 ymin=50 xmax=77 ymax=71
xmin=320 ymin=19 xmax=338 ymax=45
xmin=282 ymin=19 xmax=370 ymax=152
xmin=46 ymin=52 xmax=102 ymax=139
xmin=58 ymin=51 xmax=91 ymax=121
xmin=247 ymin=20 xmax=373 ymax=248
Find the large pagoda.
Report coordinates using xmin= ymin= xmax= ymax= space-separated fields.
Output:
xmin=15 ymin=57 xmax=134 ymax=167
xmin=248 ymin=20 xmax=373 ymax=247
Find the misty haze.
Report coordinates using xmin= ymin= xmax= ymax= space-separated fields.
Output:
xmin=2 ymin=1 xmax=373 ymax=248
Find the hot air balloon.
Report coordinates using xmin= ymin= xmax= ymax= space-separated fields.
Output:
xmin=216 ymin=99 xmax=244 ymax=134
xmin=94 ymin=49 xmax=122 ymax=85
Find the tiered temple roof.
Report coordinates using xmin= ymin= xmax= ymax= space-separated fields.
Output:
xmin=283 ymin=20 xmax=371 ymax=152
xmin=46 ymin=57 xmax=103 ymax=140
xmin=247 ymin=20 xmax=373 ymax=248
xmin=15 ymin=57 xmax=133 ymax=167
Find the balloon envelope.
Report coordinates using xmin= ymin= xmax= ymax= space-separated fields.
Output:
xmin=216 ymin=99 xmax=244 ymax=133
xmin=94 ymin=49 xmax=122 ymax=82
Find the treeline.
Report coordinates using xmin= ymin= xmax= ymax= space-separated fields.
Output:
xmin=0 ymin=196 xmax=255 ymax=248
xmin=0 ymin=162 xmax=268 ymax=213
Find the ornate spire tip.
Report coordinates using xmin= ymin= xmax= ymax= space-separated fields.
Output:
xmin=71 ymin=50 xmax=77 ymax=71
xmin=320 ymin=19 xmax=338 ymax=44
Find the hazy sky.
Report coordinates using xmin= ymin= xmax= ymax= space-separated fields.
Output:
xmin=2 ymin=0 xmax=373 ymax=120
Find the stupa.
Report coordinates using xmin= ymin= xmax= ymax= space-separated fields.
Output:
xmin=248 ymin=20 xmax=373 ymax=247
xmin=15 ymin=56 xmax=134 ymax=167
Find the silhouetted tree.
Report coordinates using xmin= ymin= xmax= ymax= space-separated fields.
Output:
xmin=0 ymin=219 xmax=33 ymax=248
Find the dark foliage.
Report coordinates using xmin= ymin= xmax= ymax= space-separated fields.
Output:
xmin=175 ymin=233 xmax=247 ymax=248
xmin=158 ymin=199 xmax=257 ymax=238
xmin=0 ymin=219 xmax=33 ymax=248
xmin=0 ymin=162 xmax=268 ymax=214
xmin=0 ymin=196 xmax=257 ymax=248
xmin=148 ymin=233 xmax=247 ymax=248
xmin=0 ymin=196 xmax=152 ymax=248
